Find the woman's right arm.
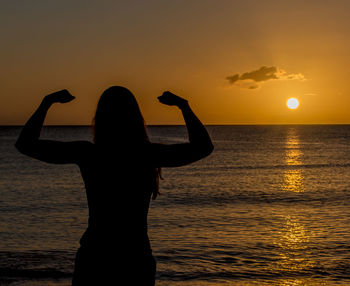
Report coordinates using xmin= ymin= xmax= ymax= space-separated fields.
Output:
xmin=15 ymin=90 xmax=90 ymax=164
xmin=151 ymin=91 xmax=214 ymax=167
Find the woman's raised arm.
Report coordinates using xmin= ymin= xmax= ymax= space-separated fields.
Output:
xmin=151 ymin=91 xmax=214 ymax=167
xmin=15 ymin=90 xmax=89 ymax=164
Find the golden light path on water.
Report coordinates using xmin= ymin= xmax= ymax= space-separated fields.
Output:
xmin=283 ymin=128 xmax=304 ymax=193
xmin=270 ymin=128 xmax=318 ymax=286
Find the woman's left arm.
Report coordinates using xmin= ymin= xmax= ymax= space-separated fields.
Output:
xmin=15 ymin=90 xmax=90 ymax=164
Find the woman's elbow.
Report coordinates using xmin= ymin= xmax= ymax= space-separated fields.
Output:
xmin=15 ymin=140 xmax=25 ymax=154
xmin=206 ymin=142 xmax=214 ymax=156
xmin=200 ymin=142 xmax=214 ymax=158
xmin=15 ymin=140 xmax=32 ymax=155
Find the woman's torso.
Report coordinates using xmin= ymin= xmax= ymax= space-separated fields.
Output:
xmin=77 ymin=142 xmax=156 ymax=255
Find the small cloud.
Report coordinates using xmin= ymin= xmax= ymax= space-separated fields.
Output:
xmin=226 ymin=66 xmax=306 ymax=89
xmin=233 ymin=79 xmax=259 ymax=90
xmin=226 ymin=74 xmax=240 ymax=84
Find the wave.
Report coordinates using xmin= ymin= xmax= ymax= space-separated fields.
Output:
xmin=218 ymin=162 xmax=350 ymax=171
xmin=157 ymin=267 xmax=350 ymax=282
xmin=0 ymin=267 xmax=71 ymax=279
xmin=0 ymin=250 xmax=74 ymax=282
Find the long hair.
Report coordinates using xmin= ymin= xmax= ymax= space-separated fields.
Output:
xmin=92 ymin=86 xmax=160 ymax=199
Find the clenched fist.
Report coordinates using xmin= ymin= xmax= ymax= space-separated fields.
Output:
xmin=45 ymin=89 xmax=75 ymax=104
xmin=157 ymin=91 xmax=188 ymax=108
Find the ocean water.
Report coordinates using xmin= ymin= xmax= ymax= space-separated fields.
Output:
xmin=1 ymin=125 xmax=350 ymax=285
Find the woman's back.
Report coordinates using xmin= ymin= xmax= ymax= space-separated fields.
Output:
xmin=78 ymin=142 xmax=156 ymax=254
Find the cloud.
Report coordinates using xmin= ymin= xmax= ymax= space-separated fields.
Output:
xmin=226 ymin=66 xmax=305 ymax=89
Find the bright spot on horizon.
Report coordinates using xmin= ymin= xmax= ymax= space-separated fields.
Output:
xmin=287 ymin=98 xmax=300 ymax=110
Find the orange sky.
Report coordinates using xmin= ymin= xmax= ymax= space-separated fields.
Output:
xmin=1 ymin=0 xmax=350 ymax=125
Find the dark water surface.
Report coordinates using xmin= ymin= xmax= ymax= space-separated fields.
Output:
xmin=1 ymin=125 xmax=350 ymax=285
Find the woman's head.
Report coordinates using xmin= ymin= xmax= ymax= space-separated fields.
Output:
xmin=93 ymin=86 xmax=148 ymax=145
xmin=93 ymin=86 xmax=160 ymax=199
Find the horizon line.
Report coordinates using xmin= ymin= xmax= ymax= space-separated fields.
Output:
xmin=2 ymin=123 xmax=350 ymax=127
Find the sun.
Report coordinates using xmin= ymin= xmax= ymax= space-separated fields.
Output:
xmin=286 ymin=98 xmax=299 ymax=110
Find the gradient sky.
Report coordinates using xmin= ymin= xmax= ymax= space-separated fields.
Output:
xmin=1 ymin=0 xmax=350 ymax=125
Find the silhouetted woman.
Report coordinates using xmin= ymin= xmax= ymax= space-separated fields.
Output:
xmin=15 ymin=86 xmax=213 ymax=285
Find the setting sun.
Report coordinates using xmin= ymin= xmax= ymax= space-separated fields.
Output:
xmin=287 ymin=98 xmax=300 ymax=110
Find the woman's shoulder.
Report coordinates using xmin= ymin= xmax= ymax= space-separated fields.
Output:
xmin=74 ymin=140 xmax=95 ymax=148
xmin=142 ymin=141 xmax=163 ymax=153
xmin=141 ymin=141 xmax=168 ymax=164
xmin=71 ymin=141 xmax=95 ymax=156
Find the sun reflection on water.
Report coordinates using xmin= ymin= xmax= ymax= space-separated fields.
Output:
xmin=283 ymin=170 xmax=304 ymax=193
xmin=283 ymin=128 xmax=304 ymax=193
xmin=276 ymin=215 xmax=314 ymax=271
xmin=272 ymin=128 xmax=316 ymax=285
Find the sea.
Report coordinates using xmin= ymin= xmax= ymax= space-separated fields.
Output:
xmin=1 ymin=125 xmax=350 ymax=285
